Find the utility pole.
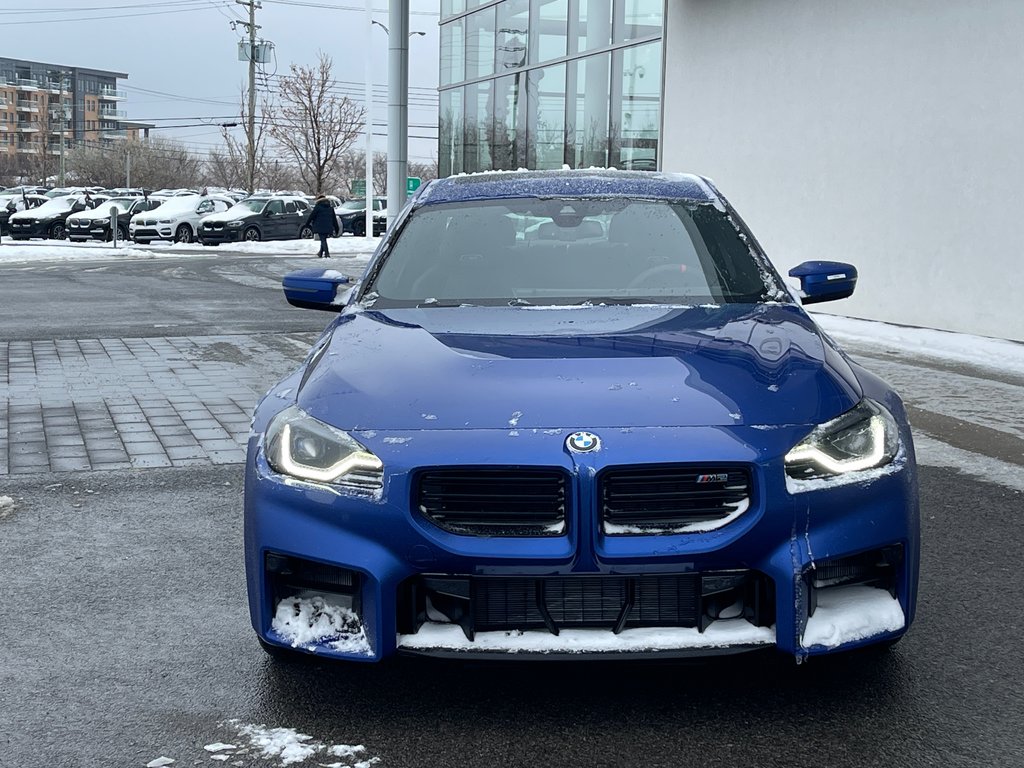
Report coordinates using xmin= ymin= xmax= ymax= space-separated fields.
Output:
xmin=235 ymin=0 xmax=261 ymax=193
xmin=57 ymin=71 xmax=66 ymax=187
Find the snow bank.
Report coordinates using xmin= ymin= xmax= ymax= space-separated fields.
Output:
xmin=802 ymin=585 xmax=905 ymax=649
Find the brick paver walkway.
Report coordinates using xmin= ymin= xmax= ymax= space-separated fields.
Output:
xmin=0 ymin=333 xmax=315 ymax=474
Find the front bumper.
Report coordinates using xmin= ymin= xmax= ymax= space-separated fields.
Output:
xmin=244 ymin=423 xmax=919 ymax=662
xmin=7 ymin=221 xmax=51 ymax=238
xmin=199 ymin=226 xmax=243 ymax=243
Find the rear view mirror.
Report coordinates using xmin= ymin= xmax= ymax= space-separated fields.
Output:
xmin=788 ymin=261 xmax=858 ymax=305
xmin=282 ymin=269 xmax=351 ymax=312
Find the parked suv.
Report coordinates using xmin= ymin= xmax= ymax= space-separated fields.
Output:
xmin=129 ymin=194 xmax=234 ymax=244
xmin=336 ymin=197 xmax=386 ymax=236
xmin=0 ymin=194 xmax=48 ymax=236
xmin=198 ymin=195 xmax=313 ymax=245
xmin=7 ymin=194 xmax=106 ymax=240
xmin=67 ymin=196 xmax=165 ymax=243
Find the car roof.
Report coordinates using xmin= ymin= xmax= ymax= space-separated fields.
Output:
xmin=416 ymin=169 xmax=718 ymax=207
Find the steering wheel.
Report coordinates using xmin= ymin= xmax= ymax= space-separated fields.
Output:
xmin=626 ymin=263 xmax=692 ymax=290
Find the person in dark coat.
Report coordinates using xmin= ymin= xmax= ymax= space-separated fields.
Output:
xmin=307 ymin=195 xmax=340 ymax=258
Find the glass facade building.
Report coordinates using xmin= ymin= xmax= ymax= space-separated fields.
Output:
xmin=438 ymin=0 xmax=662 ymax=176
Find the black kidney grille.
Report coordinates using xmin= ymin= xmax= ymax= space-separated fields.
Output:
xmin=601 ymin=465 xmax=751 ymax=534
xmin=417 ymin=468 xmax=567 ymax=536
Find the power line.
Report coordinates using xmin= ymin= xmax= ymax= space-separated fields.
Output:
xmin=0 ymin=3 xmax=232 ymax=24
xmin=260 ymin=0 xmax=437 ymax=15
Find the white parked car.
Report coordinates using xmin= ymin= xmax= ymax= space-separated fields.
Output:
xmin=129 ymin=194 xmax=234 ymax=244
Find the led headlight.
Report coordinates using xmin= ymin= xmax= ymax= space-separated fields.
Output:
xmin=227 ymin=220 xmax=243 ymax=227
xmin=264 ymin=405 xmax=383 ymax=490
xmin=785 ymin=399 xmax=899 ymax=479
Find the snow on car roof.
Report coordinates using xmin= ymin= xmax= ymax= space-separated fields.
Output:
xmin=416 ymin=169 xmax=717 ymax=206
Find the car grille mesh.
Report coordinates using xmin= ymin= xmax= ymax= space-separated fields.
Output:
xmin=600 ymin=465 xmax=751 ymax=534
xmin=417 ymin=468 xmax=567 ymax=536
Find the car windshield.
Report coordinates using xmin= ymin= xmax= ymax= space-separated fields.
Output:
xmin=340 ymin=200 xmax=366 ymax=210
xmin=365 ymin=198 xmax=779 ymax=307
xmin=229 ymin=199 xmax=267 ymax=215
xmin=30 ymin=197 xmax=76 ymax=214
xmin=150 ymin=196 xmax=203 ymax=215
xmin=104 ymin=198 xmax=136 ymax=214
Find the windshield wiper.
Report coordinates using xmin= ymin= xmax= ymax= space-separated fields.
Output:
xmin=415 ymin=299 xmax=474 ymax=308
xmin=508 ymin=297 xmax=533 ymax=306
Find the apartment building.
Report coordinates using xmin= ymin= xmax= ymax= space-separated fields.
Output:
xmin=0 ymin=57 xmax=128 ymax=172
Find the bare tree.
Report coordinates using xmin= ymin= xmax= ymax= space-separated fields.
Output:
xmin=66 ymin=138 xmax=203 ymax=189
xmin=268 ymin=52 xmax=365 ymax=196
xmin=333 ymin=151 xmax=387 ymax=196
xmin=206 ymin=89 xmax=279 ymax=190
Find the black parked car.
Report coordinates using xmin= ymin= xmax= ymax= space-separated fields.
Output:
xmin=66 ymin=196 xmax=164 ymax=243
xmin=198 ymin=195 xmax=313 ymax=245
xmin=0 ymin=194 xmax=48 ymax=236
xmin=336 ymin=197 xmax=387 ymax=236
xmin=7 ymin=194 xmax=107 ymax=240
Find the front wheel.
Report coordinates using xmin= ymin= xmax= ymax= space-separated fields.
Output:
xmin=174 ymin=224 xmax=193 ymax=243
xmin=299 ymin=225 xmax=314 ymax=239
xmin=117 ymin=225 xmax=129 ymax=242
xmin=243 ymin=227 xmax=261 ymax=242
xmin=48 ymin=223 xmax=67 ymax=240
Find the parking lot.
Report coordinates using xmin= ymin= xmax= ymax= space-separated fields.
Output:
xmin=1 ymin=248 xmax=1022 ymax=768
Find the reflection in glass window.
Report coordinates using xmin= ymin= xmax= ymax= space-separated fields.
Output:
xmin=613 ymin=42 xmax=660 ymax=171
xmin=439 ymin=88 xmax=465 ymax=177
xmin=440 ymin=0 xmax=465 ymax=19
xmin=464 ymin=81 xmax=493 ymax=173
xmin=495 ymin=0 xmax=529 ymax=73
xmin=571 ymin=0 xmax=612 ymax=54
xmin=466 ymin=8 xmax=496 ymax=80
xmin=614 ymin=0 xmax=662 ymax=42
xmin=440 ymin=19 xmax=465 ymax=86
xmin=527 ymin=63 xmax=566 ymax=169
xmin=530 ymin=0 xmax=568 ymax=64
xmin=491 ymin=74 xmax=526 ymax=170
xmin=568 ymin=53 xmax=609 ymax=168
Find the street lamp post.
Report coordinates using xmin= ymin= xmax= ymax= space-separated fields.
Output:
xmin=368 ymin=18 xmax=425 ymax=237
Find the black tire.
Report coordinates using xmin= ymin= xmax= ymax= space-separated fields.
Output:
xmin=174 ymin=224 xmax=193 ymax=243
xmin=243 ymin=226 xmax=261 ymax=242
xmin=351 ymin=220 xmax=365 ymax=237
xmin=299 ymin=225 xmax=314 ymax=239
xmin=116 ymin=225 xmax=129 ymax=242
xmin=48 ymin=222 xmax=67 ymax=240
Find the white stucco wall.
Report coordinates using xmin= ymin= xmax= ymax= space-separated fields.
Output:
xmin=661 ymin=0 xmax=1024 ymax=342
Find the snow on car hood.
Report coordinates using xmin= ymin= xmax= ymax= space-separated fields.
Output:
xmin=200 ymin=210 xmax=248 ymax=224
xmin=296 ymin=303 xmax=863 ymax=431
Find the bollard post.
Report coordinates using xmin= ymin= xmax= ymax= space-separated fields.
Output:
xmin=110 ymin=206 xmax=118 ymax=249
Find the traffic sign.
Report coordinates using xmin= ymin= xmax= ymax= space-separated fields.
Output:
xmin=350 ymin=179 xmax=366 ymax=197
xmin=406 ymin=177 xmax=421 ymax=194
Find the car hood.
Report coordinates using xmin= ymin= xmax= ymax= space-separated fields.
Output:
xmin=296 ymin=304 xmax=863 ymax=431
xmin=10 ymin=209 xmax=58 ymax=221
xmin=201 ymin=211 xmax=250 ymax=224
xmin=66 ymin=210 xmax=100 ymax=222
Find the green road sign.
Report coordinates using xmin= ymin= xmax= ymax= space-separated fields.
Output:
xmin=406 ymin=177 xmax=422 ymax=194
xmin=350 ymin=179 xmax=366 ymax=197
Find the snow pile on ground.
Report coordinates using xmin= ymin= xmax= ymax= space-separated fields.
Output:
xmin=0 ymin=496 xmax=15 ymax=519
xmin=221 ymin=720 xmax=377 ymax=767
xmin=814 ymin=313 xmax=1024 ymax=376
xmin=271 ymin=595 xmax=372 ymax=655
xmin=0 ymin=235 xmax=380 ymax=264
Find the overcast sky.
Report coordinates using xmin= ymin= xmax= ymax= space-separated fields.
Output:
xmin=0 ymin=0 xmax=441 ymax=163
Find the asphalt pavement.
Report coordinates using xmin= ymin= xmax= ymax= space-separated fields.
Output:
xmin=1 ymin=252 xmax=1022 ymax=768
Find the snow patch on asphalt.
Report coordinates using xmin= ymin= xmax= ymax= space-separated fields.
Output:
xmin=914 ymin=433 xmax=1024 ymax=492
xmin=222 ymin=720 xmax=376 ymax=767
xmin=0 ymin=496 xmax=15 ymax=518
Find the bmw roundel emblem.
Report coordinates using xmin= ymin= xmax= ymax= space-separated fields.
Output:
xmin=566 ymin=431 xmax=601 ymax=453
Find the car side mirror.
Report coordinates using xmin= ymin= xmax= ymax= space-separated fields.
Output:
xmin=788 ymin=261 xmax=858 ymax=304
xmin=282 ymin=269 xmax=351 ymax=312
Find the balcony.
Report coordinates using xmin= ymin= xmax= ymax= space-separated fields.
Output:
xmin=101 ymin=129 xmax=128 ymax=140
xmin=16 ymin=123 xmax=40 ymax=133
xmin=99 ymin=107 xmax=127 ymax=120
xmin=98 ymin=87 xmax=126 ymax=101
xmin=16 ymin=78 xmax=40 ymax=92
xmin=16 ymin=101 xmax=39 ymax=113
xmin=17 ymin=144 xmax=40 ymax=154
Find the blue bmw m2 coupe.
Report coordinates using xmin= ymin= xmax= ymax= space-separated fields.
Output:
xmin=244 ymin=170 xmax=919 ymax=662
